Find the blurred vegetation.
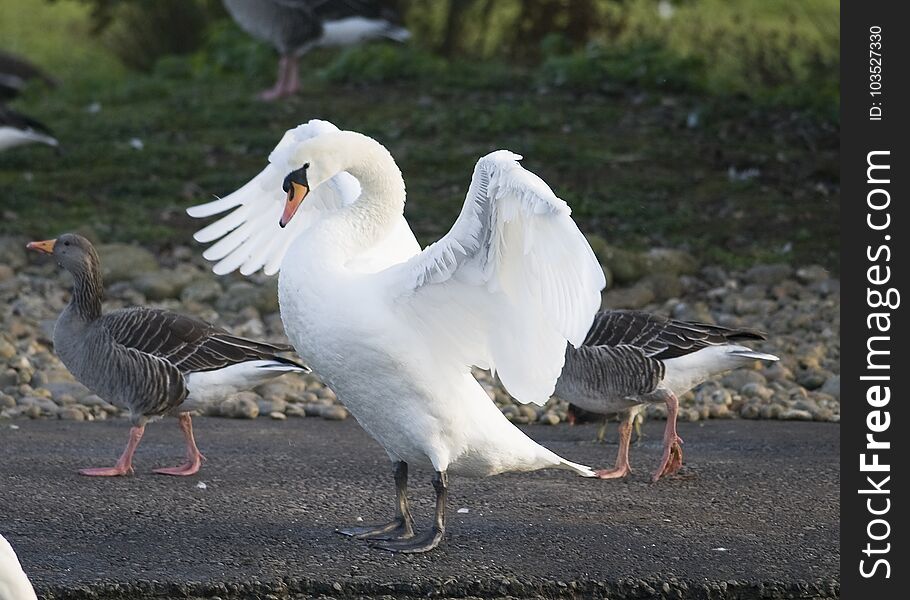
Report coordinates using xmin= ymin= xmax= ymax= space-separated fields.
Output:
xmin=22 ymin=0 xmax=838 ymax=114
xmin=45 ymin=0 xmax=225 ymax=70
xmin=1 ymin=0 xmax=839 ymax=270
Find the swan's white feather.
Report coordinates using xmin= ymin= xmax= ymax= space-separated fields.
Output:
xmin=386 ymin=151 xmax=606 ymax=406
xmin=187 ymin=119 xmax=365 ymax=275
xmin=192 ymin=126 xmax=598 ymax=480
xmin=0 ymin=534 xmax=37 ymax=600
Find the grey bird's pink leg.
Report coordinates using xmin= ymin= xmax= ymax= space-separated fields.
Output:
xmin=153 ymin=412 xmax=205 ymax=476
xmin=282 ymin=54 xmax=300 ymax=96
xmin=259 ymin=55 xmax=290 ymax=101
xmin=594 ymin=410 xmax=633 ymax=479
xmin=79 ymin=425 xmax=145 ymax=476
xmin=652 ymin=392 xmax=684 ymax=482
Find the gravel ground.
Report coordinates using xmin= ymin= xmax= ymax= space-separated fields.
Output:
xmin=1 ymin=418 xmax=839 ymax=600
xmin=0 ymin=234 xmax=840 ymax=429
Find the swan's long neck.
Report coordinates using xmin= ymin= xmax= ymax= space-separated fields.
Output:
xmin=328 ymin=133 xmax=406 ymax=259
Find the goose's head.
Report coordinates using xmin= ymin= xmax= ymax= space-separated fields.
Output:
xmin=26 ymin=233 xmax=99 ymax=275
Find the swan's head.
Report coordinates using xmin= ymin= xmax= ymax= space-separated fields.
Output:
xmin=280 ymin=162 xmax=311 ymax=228
xmin=278 ymin=132 xmax=354 ymax=228
xmin=277 ymin=130 xmax=395 ymax=228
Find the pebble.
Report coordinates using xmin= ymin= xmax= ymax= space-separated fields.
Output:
xmin=181 ymin=278 xmax=223 ymax=304
xmin=285 ymin=404 xmax=306 ymax=418
xmin=744 ymin=264 xmax=793 ymax=285
xmin=739 ymin=403 xmax=761 ymax=419
xmin=0 ymin=393 xmax=16 ymax=409
xmin=320 ymin=406 xmax=349 ymax=421
xmin=0 ymin=235 xmax=27 ymax=269
xmin=721 ymin=370 xmax=767 ymax=391
xmin=59 ymin=407 xmax=86 ymax=421
xmin=741 ymin=382 xmax=773 ymax=401
xmin=708 ymin=403 xmax=731 ymax=419
xmin=539 ymin=412 xmax=561 ymax=426
xmin=0 ymin=369 xmax=18 ymax=388
xmin=796 ymin=369 xmax=828 ymax=390
xmin=760 ymin=404 xmax=783 ymax=419
xmin=0 ymin=247 xmax=840 ymax=428
xmin=257 ymin=398 xmax=287 ymax=415
xmin=779 ymin=408 xmax=813 ymax=421
xmin=518 ymin=405 xmax=538 ymax=421
xmin=796 ymin=265 xmax=830 ymax=284
xmin=96 ymin=243 xmax=159 ymax=282
xmin=0 ymin=339 xmax=15 ymax=360
xmin=819 ymin=375 xmax=840 ymax=400
xmin=221 ymin=392 xmax=260 ymax=419
xmin=0 ymin=264 xmax=14 ymax=283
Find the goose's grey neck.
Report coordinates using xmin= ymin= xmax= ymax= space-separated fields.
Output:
xmin=68 ymin=259 xmax=103 ymax=322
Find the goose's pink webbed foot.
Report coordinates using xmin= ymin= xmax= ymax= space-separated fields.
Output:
xmin=79 ymin=425 xmax=144 ymax=477
xmin=153 ymin=413 xmax=205 ymax=476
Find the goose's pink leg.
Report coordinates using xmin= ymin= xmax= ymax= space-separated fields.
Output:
xmin=652 ymin=392 xmax=684 ymax=482
xmin=79 ymin=425 xmax=145 ymax=476
xmin=594 ymin=411 xmax=633 ymax=479
xmin=282 ymin=55 xmax=300 ymax=96
xmin=259 ymin=55 xmax=290 ymax=101
xmin=153 ymin=413 xmax=205 ymax=476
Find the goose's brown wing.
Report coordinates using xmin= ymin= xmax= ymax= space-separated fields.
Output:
xmin=582 ymin=310 xmax=766 ymax=360
xmin=98 ymin=307 xmax=301 ymax=374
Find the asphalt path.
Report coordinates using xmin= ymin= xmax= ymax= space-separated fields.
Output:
xmin=0 ymin=418 xmax=839 ymax=599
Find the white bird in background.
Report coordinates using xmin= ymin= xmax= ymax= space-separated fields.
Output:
xmin=189 ymin=119 xmax=605 ymax=552
xmin=222 ymin=0 xmax=410 ymax=100
xmin=0 ymin=534 xmax=37 ymax=600
xmin=0 ymin=105 xmax=58 ymax=153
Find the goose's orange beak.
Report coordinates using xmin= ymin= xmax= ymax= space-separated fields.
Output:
xmin=26 ymin=239 xmax=56 ymax=254
xmin=279 ymin=182 xmax=309 ymax=228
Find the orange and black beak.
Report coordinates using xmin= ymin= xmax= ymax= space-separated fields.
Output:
xmin=279 ymin=181 xmax=309 ymax=228
xmin=26 ymin=239 xmax=57 ymax=254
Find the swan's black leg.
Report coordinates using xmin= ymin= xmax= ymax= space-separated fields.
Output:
xmin=337 ymin=461 xmax=415 ymax=540
xmin=371 ymin=470 xmax=448 ymax=553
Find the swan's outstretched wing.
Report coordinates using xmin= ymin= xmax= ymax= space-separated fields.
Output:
xmin=386 ymin=150 xmax=606 ymax=405
xmin=187 ymin=119 xmax=361 ymax=276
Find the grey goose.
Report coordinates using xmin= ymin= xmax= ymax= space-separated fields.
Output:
xmin=555 ymin=310 xmax=779 ymax=482
xmin=27 ymin=234 xmax=309 ymax=477
xmin=222 ymin=0 xmax=410 ymax=100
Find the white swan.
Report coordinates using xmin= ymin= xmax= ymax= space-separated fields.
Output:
xmin=0 ymin=534 xmax=37 ymax=600
xmin=189 ymin=120 xmax=606 ymax=552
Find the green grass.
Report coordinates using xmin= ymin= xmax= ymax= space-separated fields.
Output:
xmin=0 ymin=0 xmax=124 ymax=83
xmin=0 ymin=8 xmax=839 ymax=271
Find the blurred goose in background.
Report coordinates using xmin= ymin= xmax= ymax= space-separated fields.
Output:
xmin=27 ymin=234 xmax=309 ymax=477
xmin=189 ymin=120 xmax=604 ymax=552
xmin=0 ymin=105 xmax=58 ymax=152
xmin=222 ymin=0 xmax=410 ymax=100
xmin=555 ymin=310 xmax=779 ymax=481
xmin=0 ymin=533 xmax=36 ymax=600
xmin=0 ymin=50 xmax=58 ymax=101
